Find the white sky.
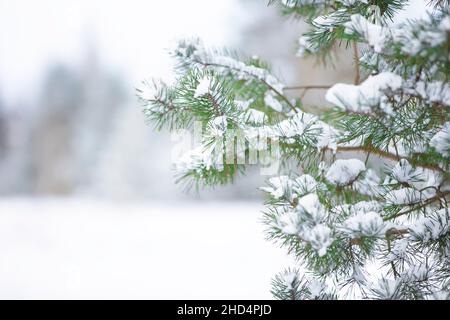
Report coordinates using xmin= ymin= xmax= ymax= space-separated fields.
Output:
xmin=0 ymin=0 xmax=242 ymax=106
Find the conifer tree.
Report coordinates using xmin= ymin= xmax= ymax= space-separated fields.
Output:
xmin=138 ymin=0 xmax=450 ymax=299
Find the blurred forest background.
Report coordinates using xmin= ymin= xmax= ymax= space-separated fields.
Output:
xmin=0 ymin=0 xmax=353 ymax=201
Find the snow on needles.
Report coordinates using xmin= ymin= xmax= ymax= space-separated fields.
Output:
xmin=325 ymin=72 xmax=402 ymax=114
xmin=325 ymin=159 xmax=366 ymax=186
xmin=194 ymin=76 xmax=212 ymax=98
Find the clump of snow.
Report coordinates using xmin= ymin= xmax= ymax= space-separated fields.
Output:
xmin=315 ymin=122 xmax=339 ymax=152
xmin=407 ymin=81 xmax=450 ymax=107
xmin=281 ymin=270 xmax=299 ymax=291
xmin=409 ymin=208 xmax=450 ymax=242
xmin=312 ymin=10 xmax=347 ymax=30
xmin=264 ymin=93 xmax=283 ymax=112
xmin=339 ymin=0 xmax=368 ymax=6
xmin=276 ymin=208 xmax=302 ymax=235
xmin=208 ymin=116 xmax=228 ymax=137
xmin=345 ymin=14 xmax=392 ymax=53
xmin=194 ymin=76 xmax=212 ymax=98
xmin=333 ymin=200 xmax=382 ymax=217
xmin=292 ymin=174 xmax=319 ymax=196
xmin=404 ymin=263 xmax=430 ymax=282
xmin=306 ymin=224 xmax=333 ymax=257
xmin=386 ymin=238 xmax=409 ymax=262
xmin=353 ymin=169 xmax=382 ymax=196
xmin=386 ymin=187 xmax=422 ymax=205
xmin=391 ymin=159 xmax=422 ymax=184
xmin=325 ymin=159 xmax=366 ymax=186
xmin=174 ymin=144 xmax=224 ymax=175
xmin=430 ymin=122 xmax=450 ymax=157
xmin=235 ymin=99 xmax=253 ymax=111
xmin=243 ymin=109 xmax=267 ymax=125
xmin=325 ymin=72 xmax=402 ymax=113
xmin=296 ymin=36 xmax=315 ymax=57
xmin=372 ymin=278 xmax=402 ymax=299
xmin=260 ymin=176 xmax=292 ymax=200
xmin=172 ymin=39 xmax=285 ymax=95
xmin=339 ymin=211 xmax=388 ymax=238
xmin=297 ymin=193 xmax=327 ymax=223
xmin=276 ymin=112 xmax=317 ymax=138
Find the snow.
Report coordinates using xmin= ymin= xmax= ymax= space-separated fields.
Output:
xmin=264 ymin=93 xmax=283 ymax=112
xmin=306 ymin=224 xmax=333 ymax=257
xmin=276 ymin=112 xmax=317 ymax=138
xmin=194 ymin=75 xmax=212 ymax=98
xmin=277 ymin=208 xmax=302 ymax=235
xmin=325 ymin=72 xmax=403 ymax=113
xmin=297 ymin=193 xmax=326 ymax=223
xmin=296 ymin=35 xmax=314 ymax=57
xmin=430 ymin=122 xmax=450 ymax=157
xmin=333 ymin=200 xmax=382 ymax=217
xmin=339 ymin=0 xmax=367 ymax=6
xmin=243 ymin=108 xmax=267 ymax=125
xmin=353 ymin=169 xmax=381 ymax=196
xmin=345 ymin=14 xmax=391 ymax=53
xmin=0 ymin=198 xmax=293 ymax=299
xmin=339 ymin=211 xmax=388 ymax=238
xmin=260 ymin=175 xmax=291 ymax=199
xmin=391 ymin=159 xmax=420 ymax=184
xmin=409 ymin=208 xmax=450 ymax=241
xmin=372 ymin=278 xmax=401 ymax=299
xmin=177 ymin=39 xmax=285 ymax=95
xmin=174 ymin=144 xmax=224 ymax=175
xmin=235 ymin=99 xmax=253 ymax=111
xmin=208 ymin=115 xmax=228 ymax=136
xmin=292 ymin=174 xmax=319 ymax=196
xmin=325 ymin=159 xmax=366 ymax=186
xmin=409 ymin=81 xmax=450 ymax=107
xmin=386 ymin=187 xmax=422 ymax=205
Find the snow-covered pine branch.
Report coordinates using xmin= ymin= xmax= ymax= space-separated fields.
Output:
xmin=139 ymin=0 xmax=450 ymax=299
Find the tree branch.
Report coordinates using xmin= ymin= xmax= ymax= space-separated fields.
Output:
xmin=195 ymin=60 xmax=299 ymax=113
xmin=333 ymin=146 xmax=445 ymax=173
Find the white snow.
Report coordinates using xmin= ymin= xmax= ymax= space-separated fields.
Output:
xmin=339 ymin=0 xmax=368 ymax=6
xmin=194 ymin=75 xmax=212 ymax=98
xmin=174 ymin=144 xmax=224 ymax=175
xmin=235 ymin=99 xmax=253 ymax=111
xmin=345 ymin=14 xmax=391 ymax=53
xmin=264 ymin=93 xmax=283 ymax=112
xmin=391 ymin=159 xmax=421 ymax=184
xmin=325 ymin=72 xmax=403 ymax=113
xmin=292 ymin=174 xmax=319 ymax=196
xmin=277 ymin=208 xmax=302 ymax=235
xmin=0 ymin=198 xmax=293 ymax=299
xmin=430 ymin=122 xmax=450 ymax=157
xmin=325 ymin=159 xmax=366 ymax=186
xmin=243 ymin=109 xmax=267 ymax=125
xmin=408 ymin=81 xmax=450 ymax=107
xmin=180 ymin=40 xmax=285 ymax=94
xmin=208 ymin=115 xmax=228 ymax=136
xmin=306 ymin=224 xmax=333 ymax=257
xmin=260 ymin=175 xmax=292 ymax=199
xmin=409 ymin=208 xmax=450 ymax=241
xmin=339 ymin=211 xmax=388 ymax=238
xmin=353 ymin=169 xmax=382 ymax=196
xmin=297 ymin=193 xmax=327 ymax=223
xmin=386 ymin=187 xmax=422 ymax=205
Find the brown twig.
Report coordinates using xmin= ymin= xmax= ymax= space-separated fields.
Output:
xmin=353 ymin=41 xmax=360 ymax=85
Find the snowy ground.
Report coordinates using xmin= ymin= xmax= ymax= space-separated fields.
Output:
xmin=0 ymin=198 xmax=293 ymax=299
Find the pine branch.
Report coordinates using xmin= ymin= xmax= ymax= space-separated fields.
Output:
xmin=194 ymin=60 xmax=299 ymax=113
